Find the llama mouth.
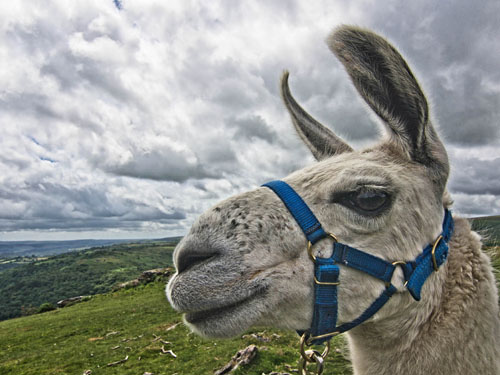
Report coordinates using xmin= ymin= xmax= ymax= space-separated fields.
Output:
xmin=184 ymin=292 xmax=261 ymax=325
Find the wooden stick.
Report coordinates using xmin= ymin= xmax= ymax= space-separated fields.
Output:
xmin=107 ymin=355 xmax=129 ymax=367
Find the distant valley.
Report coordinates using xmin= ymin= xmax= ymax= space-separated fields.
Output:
xmin=0 ymin=240 xmax=179 ymax=321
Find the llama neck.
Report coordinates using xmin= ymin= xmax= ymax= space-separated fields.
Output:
xmin=346 ymin=217 xmax=500 ymax=375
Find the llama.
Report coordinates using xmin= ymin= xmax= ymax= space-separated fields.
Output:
xmin=167 ymin=25 xmax=500 ymax=374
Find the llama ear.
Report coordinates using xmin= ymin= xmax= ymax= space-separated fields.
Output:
xmin=281 ymin=71 xmax=353 ymax=160
xmin=327 ymin=26 xmax=449 ymax=188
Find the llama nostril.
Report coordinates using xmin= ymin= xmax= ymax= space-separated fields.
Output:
xmin=176 ymin=251 xmax=218 ymax=274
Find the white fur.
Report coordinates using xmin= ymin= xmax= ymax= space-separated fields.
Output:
xmin=167 ymin=26 xmax=500 ymax=374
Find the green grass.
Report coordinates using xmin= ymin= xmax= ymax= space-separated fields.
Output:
xmin=0 ymin=281 xmax=352 ymax=375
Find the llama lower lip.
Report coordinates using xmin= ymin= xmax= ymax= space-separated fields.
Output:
xmin=184 ymin=294 xmax=258 ymax=324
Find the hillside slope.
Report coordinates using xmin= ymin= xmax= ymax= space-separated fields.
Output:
xmin=0 ymin=242 xmax=175 ymax=321
xmin=0 ymin=280 xmax=351 ymax=375
xmin=471 ymin=216 xmax=500 ymax=247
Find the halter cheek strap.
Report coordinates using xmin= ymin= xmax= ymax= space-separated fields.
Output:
xmin=263 ymin=180 xmax=454 ymax=345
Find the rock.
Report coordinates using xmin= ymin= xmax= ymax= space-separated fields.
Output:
xmin=214 ymin=345 xmax=258 ymax=375
xmin=116 ymin=279 xmax=140 ymax=289
xmin=114 ymin=268 xmax=172 ymax=290
xmin=57 ymin=295 xmax=91 ymax=308
xmin=138 ymin=268 xmax=171 ymax=282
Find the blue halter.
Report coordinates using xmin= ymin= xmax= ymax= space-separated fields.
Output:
xmin=263 ymin=180 xmax=454 ymax=345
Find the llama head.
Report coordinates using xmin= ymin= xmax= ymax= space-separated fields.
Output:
xmin=167 ymin=25 xmax=450 ymax=338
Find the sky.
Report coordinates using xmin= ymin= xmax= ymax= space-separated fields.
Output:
xmin=0 ymin=1 xmax=499 ymax=241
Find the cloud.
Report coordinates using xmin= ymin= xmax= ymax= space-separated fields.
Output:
xmin=226 ymin=115 xmax=278 ymax=143
xmin=0 ymin=0 xmax=499 ymax=240
xmin=100 ymin=135 xmax=221 ymax=182
xmin=449 ymin=155 xmax=500 ymax=196
xmin=450 ymin=194 xmax=500 ymax=217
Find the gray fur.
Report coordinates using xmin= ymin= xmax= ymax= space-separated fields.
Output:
xmin=167 ymin=25 xmax=500 ymax=374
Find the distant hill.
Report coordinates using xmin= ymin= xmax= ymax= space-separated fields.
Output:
xmin=0 ymin=236 xmax=183 ymax=258
xmin=0 ymin=241 xmax=177 ymax=321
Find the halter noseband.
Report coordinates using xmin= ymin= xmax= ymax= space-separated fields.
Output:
xmin=263 ymin=180 xmax=454 ymax=346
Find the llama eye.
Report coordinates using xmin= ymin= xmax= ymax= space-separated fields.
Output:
xmin=352 ymin=190 xmax=389 ymax=212
xmin=334 ymin=189 xmax=390 ymax=216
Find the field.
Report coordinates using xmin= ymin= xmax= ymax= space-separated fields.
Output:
xmin=0 ymin=279 xmax=352 ymax=375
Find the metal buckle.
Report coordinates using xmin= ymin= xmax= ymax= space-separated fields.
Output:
xmin=431 ymin=235 xmax=443 ymax=272
xmin=314 ymin=276 xmax=340 ymax=286
xmin=307 ymin=233 xmax=338 ymax=261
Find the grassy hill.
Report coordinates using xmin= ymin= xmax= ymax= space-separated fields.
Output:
xmin=0 ymin=242 xmax=175 ymax=321
xmin=0 ymin=279 xmax=352 ymax=375
xmin=471 ymin=215 xmax=500 ymax=247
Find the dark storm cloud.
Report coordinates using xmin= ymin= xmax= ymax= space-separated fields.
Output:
xmin=107 ymin=151 xmax=219 ymax=183
xmin=0 ymin=178 xmax=186 ymax=232
xmin=449 ymin=157 xmax=500 ymax=196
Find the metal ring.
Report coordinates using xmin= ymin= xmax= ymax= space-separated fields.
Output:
xmin=307 ymin=233 xmax=338 ymax=261
xmin=300 ymin=333 xmax=330 ymax=362
xmin=431 ymin=235 xmax=443 ymax=272
xmin=385 ymin=260 xmax=407 ymax=288
xmin=300 ymin=351 xmax=325 ymax=375
xmin=392 ymin=260 xmax=407 ymax=266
